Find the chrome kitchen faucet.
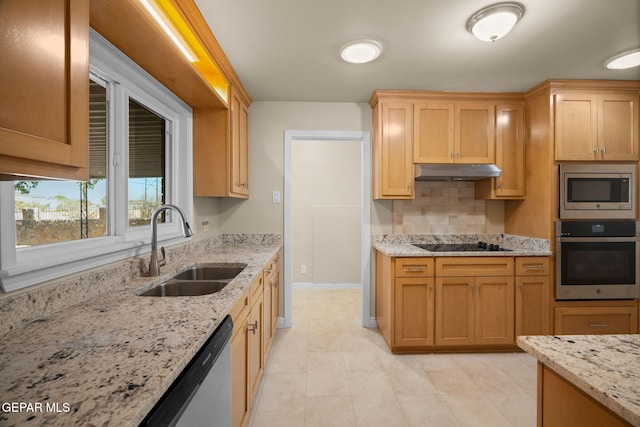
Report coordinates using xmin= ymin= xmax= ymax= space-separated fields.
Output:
xmin=148 ymin=204 xmax=193 ymax=277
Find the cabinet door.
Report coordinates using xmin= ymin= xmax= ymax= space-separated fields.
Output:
xmin=262 ymin=270 xmax=273 ymax=357
xmin=394 ymin=277 xmax=435 ymax=347
xmin=435 ymin=277 xmax=474 ymax=346
xmin=455 ymin=102 xmax=495 ymax=163
xmin=555 ymin=92 xmax=599 ymax=160
xmin=495 ymin=103 xmax=525 ymax=198
xmin=414 ymin=102 xmax=455 ymax=163
xmin=248 ymin=297 xmax=264 ymax=406
xmin=231 ymin=321 xmax=249 ymax=427
xmin=0 ymin=0 xmax=89 ymax=181
xmin=230 ymin=90 xmax=249 ymax=197
xmin=516 ymin=276 xmax=550 ymax=336
xmin=599 ymin=92 xmax=638 ymax=160
xmin=474 ymin=276 xmax=515 ymax=345
xmin=374 ymin=102 xmax=414 ymax=199
xmin=270 ymin=257 xmax=280 ymax=334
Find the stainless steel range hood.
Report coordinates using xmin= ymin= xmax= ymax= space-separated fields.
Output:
xmin=414 ymin=164 xmax=502 ymax=181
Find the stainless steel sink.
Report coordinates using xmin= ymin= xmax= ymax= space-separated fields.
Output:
xmin=171 ymin=264 xmax=246 ymax=281
xmin=139 ymin=280 xmax=229 ymax=297
xmin=138 ymin=263 xmax=247 ymax=297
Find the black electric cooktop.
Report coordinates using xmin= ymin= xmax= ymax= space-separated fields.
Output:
xmin=413 ymin=242 xmax=512 ymax=252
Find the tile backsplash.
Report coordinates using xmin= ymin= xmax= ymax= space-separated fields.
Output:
xmin=393 ymin=181 xmax=503 ymax=234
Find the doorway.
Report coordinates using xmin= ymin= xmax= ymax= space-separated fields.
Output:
xmin=283 ymin=130 xmax=371 ymax=328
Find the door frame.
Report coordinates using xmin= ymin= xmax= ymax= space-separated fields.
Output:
xmin=283 ymin=130 xmax=373 ymax=328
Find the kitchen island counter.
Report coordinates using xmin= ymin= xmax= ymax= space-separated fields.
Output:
xmin=0 ymin=240 xmax=280 ymax=427
xmin=517 ymin=334 xmax=640 ymax=426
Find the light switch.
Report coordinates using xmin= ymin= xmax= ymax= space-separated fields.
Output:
xmin=272 ymin=191 xmax=281 ymax=204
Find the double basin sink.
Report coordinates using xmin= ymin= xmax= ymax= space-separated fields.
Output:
xmin=138 ymin=263 xmax=247 ymax=297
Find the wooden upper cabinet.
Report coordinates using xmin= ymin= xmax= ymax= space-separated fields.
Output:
xmin=0 ymin=0 xmax=89 ymax=181
xmin=230 ymin=90 xmax=249 ymax=197
xmin=372 ymin=101 xmax=414 ymax=199
xmin=456 ymin=102 xmax=495 ymax=164
xmin=414 ymin=102 xmax=455 ymax=163
xmin=555 ymin=90 xmax=638 ymax=161
xmin=476 ymin=102 xmax=525 ymax=199
xmin=194 ymin=86 xmax=250 ymax=198
xmin=414 ymin=102 xmax=495 ymax=164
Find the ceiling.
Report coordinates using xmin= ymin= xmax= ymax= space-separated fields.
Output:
xmin=194 ymin=0 xmax=640 ymax=103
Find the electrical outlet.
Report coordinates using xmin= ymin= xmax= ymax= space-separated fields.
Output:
xmin=202 ymin=219 xmax=209 ymax=233
xmin=300 ymin=264 xmax=307 ymax=274
xmin=272 ymin=191 xmax=281 ymax=204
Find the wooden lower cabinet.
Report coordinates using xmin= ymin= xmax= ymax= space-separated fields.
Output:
xmin=230 ymin=289 xmax=250 ymax=427
xmin=230 ymin=253 xmax=281 ymax=427
xmin=435 ymin=275 xmax=515 ymax=346
xmin=554 ymin=305 xmax=638 ymax=335
xmin=515 ymin=257 xmax=551 ymax=336
xmin=538 ymin=364 xmax=631 ymax=426
xmin=394 ymin=277 xmax=435 ymax=347
xmin=247 ymin=292 xmax=264 ymax=406
xmin=375 ymin=253 xmax=545 ymax=352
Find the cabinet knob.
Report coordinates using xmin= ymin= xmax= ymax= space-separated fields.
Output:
xmin=600 ymin=147 xmax=606 ymax=154
xmin=450 ymin=151 xmax=454 ymax=159
xmin=456 ymin=152 xmax=461 ymax=159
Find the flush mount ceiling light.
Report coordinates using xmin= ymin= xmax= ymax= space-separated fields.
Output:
xmin=606 ymin=49 xmax=640 ymax=70
xmin=466 ymin=2 xmax=525 ymax=42
xmin=340 ymin=40 xmax=383 ymax=64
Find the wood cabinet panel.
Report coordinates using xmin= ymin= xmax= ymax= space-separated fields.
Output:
xmin=435 ymin=277 xmax=475 ymax=346
xmin=414 ymin=101 xmax=495 ymax=164
xmin=555 ymin=90 xmax=638 ymax=161
xmin=539 ymin=364 xmax=631 ymax=427
xmin=475 ymin=276 xmax=515 ymax=345
xmin=554 ymin=306 xmax=638 ymax=335
xmin=372 ymin=101 xmax=414 ymax=199
xmin=515 ymin=257 xmax=550 ymax=276
xmin=476 ymin=103 xmax=525 ymax=199
xmin=436 ymin=257 xmax=514 ymax=277
xmin=231 ymin=309 xmax=250 ymax=427
xmin=414 ymin=102 xmax=455 ymax=163
xmin=516 ymin=276 xmax=550 ymax=336
xmin=456 ymin=103 xmax=495 ymax=163
xmin=0 ymin=0 xmax=89 ymax=180
xmin=247 ymin=288 xmax=264 ymax=407
xmin=395 ymin=257 xmax=435 ymax=278
xmin=515 ymin=257 xmax=551 ymax=336
xmin=394 ymin=277 xmax=435 ymax=347
xmin=194 ymin=87 xmax=250 ymax=198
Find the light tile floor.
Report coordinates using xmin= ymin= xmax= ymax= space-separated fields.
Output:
xmin=248 ymin=288 xmax=537 ymax=427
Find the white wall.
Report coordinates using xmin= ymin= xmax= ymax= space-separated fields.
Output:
xmin=291 ymin=139 xmax=361 ymax=284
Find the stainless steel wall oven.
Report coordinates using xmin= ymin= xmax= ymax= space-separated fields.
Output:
xmin=556 ymin=220 xmax=639 ymax=300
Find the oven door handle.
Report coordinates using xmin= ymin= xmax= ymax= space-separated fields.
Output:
xmin=557 ymin=237 xmax=638 ymax=243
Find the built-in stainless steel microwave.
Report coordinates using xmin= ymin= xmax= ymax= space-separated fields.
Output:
xmin=559 ymin=163 xmax=636 ymax=219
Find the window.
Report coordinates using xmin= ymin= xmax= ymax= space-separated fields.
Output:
xmin=0 ymin=29 xmax=193 ymax=292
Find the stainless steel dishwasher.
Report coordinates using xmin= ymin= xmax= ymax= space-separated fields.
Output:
xmin=142 ymin=315 xmax=233 ymax=427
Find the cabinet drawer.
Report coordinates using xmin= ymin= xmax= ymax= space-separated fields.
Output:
xmin=395 ymin=258 xmax=435 ymax=277
xmin=554 ymin=307 xmax=638 ymax=335
xmin=515 ymin=257 xmax=550 ymax=276
xmin=436 ymin=257 xmax=514 ymax=277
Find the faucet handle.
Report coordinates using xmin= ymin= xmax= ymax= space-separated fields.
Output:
xmin=159 ymin=247 xmax=166 ymax=267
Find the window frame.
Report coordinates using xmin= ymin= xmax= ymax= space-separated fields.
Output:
xmin=0 ymin=29 xmax=193 ymax=293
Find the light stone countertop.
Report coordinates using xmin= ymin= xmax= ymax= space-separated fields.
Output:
xmin=517 ymin=335 xmax=640 ymax=426
xmin=373 ymin=233 xmax=551 ymax=257
xmin=0 ymin=242 xmax=280 ymax=427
